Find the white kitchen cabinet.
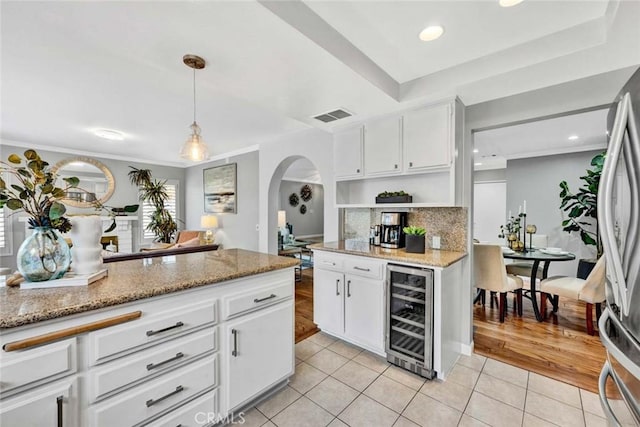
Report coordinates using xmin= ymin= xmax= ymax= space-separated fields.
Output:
xmin=225 ymin=300 xmax=294 ymax=411
xmin=403 ymin=103 xmax=452 ymax=172
xmin=313 ymin=269 xmax=344 ymax=334
xmin=364 ymin=116 xmax=402 ymax=176
xmin=313 ymin=252 xmax=386 ymax=355
xmin=343 ymin=275 xmax=384 ymax=351
xmin=334 ymin=126 xmax=364 ymax=180
xmin=0 ymin=377 xmax=78 ymax=427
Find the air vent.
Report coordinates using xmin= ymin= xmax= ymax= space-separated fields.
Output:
xmin=313 ymin=108 xmax=353 ymax=123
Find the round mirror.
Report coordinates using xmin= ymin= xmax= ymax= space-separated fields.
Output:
xmin=51 ymin=157 xmax=115 ymax=208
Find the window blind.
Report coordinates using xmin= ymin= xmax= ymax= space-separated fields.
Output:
xmin=141 ymin=183 xmax=177 ymax=240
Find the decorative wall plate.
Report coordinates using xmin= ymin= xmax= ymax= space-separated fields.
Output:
xmin=300 ymin=204 xmax=307 ymax=214
xmin=300 ymin=184 xmax=312 ymax=202
xmin=289 ymin=193 xmax=299 ymax=207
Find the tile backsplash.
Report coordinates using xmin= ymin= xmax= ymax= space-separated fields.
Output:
xmin=342 ymin=207 xmax=468 ymax=252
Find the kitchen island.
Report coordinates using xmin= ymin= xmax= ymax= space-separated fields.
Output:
xmin=310 ymin=241 xmax=467 ymax=380
xmin=0 ymin=249 xmax=298 ymax=426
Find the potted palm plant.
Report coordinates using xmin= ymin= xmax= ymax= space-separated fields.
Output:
xmin=559 ymin=151 xmax=605 ymax=278
xmin=128 ymin=167 xmax=177 ymax=243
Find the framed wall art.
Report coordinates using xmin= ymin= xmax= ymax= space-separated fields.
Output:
xmin=203 ymin=163 xmax=237 ymax=214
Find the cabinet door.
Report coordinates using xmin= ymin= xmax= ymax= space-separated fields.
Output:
xmin=403 ymin=103 xmax=451 ymax=171
xmin=225 ymin=301 xmax=294 ymax=411
xmin=364 ymin=116 xmax=402 ymax=176
xmin=344 ymin=275 xmax=385 ymax=353
xmin=334 ymin=126 xmax=364 ymax=179
xmin=313 ymin=269 xmax=344 ymax=335
xmin=0 ymin=377 xmax=78 ymax=427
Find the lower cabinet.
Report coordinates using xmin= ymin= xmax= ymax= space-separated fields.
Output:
xmin=225 ymin=300 xmax=294 ymax=411
xmin=313 ymin=252 xmax=386 ymax=355
xmin=0 ymin=377 xmax=78 ymax=427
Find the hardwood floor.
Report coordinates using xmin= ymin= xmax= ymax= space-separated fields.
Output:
xmin=473 ymin=293 xmax=619 ymax=396
xmin=295 ymin=268 xmax=319 ymax=343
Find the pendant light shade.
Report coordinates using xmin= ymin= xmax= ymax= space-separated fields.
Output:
xmin=180 ymin=54 xmax=210 ymax=162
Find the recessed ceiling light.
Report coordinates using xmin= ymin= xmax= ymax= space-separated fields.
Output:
xmin=499 ymin=0 xmax=524 ymax=7
xmin=568 ymin=135 xmax=579 ymax=141
xmin=475 ymin=162 xmax=483 ymax=166
xmin=419 ymin=25 xmax=444 ymax=42
xmin=473 ymin=149 xmax=479 ymax=153
xmin=93 ymin=129 xmax=124 ymax=141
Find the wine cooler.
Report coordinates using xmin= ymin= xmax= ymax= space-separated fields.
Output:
xmin=386 ymin=264 xmax=434 ymax=379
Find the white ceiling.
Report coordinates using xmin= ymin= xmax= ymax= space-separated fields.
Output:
xmin=474 ymin=108 xmax=608 ymax=170
xmin=1 ymin=1 xmax=638 ymax=166
xmin=282 ymin=158 xmax=322 ymax=184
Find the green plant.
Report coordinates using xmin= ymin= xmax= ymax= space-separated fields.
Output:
xmin=377 ymin=190 xmax=409 ymax=198
xmin=559 ymin=152 xmax=605 ymax=257
xmin=128 ymin=167 xmax=177 ymax=243
xmin=498 ymin=214 xmax=522 ymax=240
xmin=403 ymin=226 xmax=426 ymax=236
xmin=0 ymin=149 xmax=79 ymax=233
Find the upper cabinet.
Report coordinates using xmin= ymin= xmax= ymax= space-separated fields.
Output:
xmin=334 ymin=126 xmax=364 ymax=180
xmin=364 ymin=117 xmax=402 ymax=176
xmin=403 ymin=103 xmax=452 ymax=172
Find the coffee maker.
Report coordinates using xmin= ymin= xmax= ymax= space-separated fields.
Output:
xmin=380 ymin=212 xmax=407 ymax=249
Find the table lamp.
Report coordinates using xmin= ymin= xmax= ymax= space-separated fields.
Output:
xmin=201 ymin=215 xmax=218 ymax=244
xmin=278 ymin=210 xmax=288 ymax=248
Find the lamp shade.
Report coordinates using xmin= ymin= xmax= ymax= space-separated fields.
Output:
xmin=278 ymin=210 xmax=287 ymax=228
xmin=201 ymin=215 xmax=218 ymax=229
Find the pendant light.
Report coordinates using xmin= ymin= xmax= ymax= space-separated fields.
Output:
xmin=180 ymin=54 xmax=210 ymax=162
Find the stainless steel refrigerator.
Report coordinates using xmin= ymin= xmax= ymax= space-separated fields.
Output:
xmin=598 ymin=65 xmax=640 ymax=426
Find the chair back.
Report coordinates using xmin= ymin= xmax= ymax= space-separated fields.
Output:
xmin=474 ymin=244 xmax=510 ymax=292
xmin=580 ymin=257 xmax=606 ymax=302
xmin=531 ymin=234 xmax=549 ymax=248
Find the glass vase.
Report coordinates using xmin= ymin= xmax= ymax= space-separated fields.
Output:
xmin=17 ymin=227 xmax=71 ymax=282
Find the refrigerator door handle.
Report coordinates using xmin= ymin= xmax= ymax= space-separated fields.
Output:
xmin=599 ymin=309 xmax=640 ymax=379
xmin=599 ymin=93 xmax=631 ymax=314
xmin=599 ymin=361 xmax=624 ymax=427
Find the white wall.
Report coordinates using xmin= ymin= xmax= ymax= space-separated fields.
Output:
xmin=258 ymin=128 xmax=338 ymax=254
xmin=184 ymin=151 xmax=259 ymax=251
xmin=278 ymin=180 xmax=324 ymax=237
xmin=474 ymin=181 xmax=506 ymax=244
xmin=0 ymin=143 xmax=185 ymax=269
xmin=506 ymin=150 xmax=602 ymax=276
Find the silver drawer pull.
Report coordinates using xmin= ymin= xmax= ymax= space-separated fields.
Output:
xmin=353 ymin=266 xmax=370 ymax=272
xmin=254 ymin=294 xmax=276 ymax=303
xmin=146 ymin=352 xmax=184 ymax=371
xmin=232 ymin=329 xmax=238 ymax=357
xmin=146 ymin=321 xmax=184 ymax=336
xmin=322 ymin=261 xmax=336 ymax=266
xmin=146 ymin=385 xmax=184 ymax=407
xmin=57 ymin=395 xmax=63 ymax=427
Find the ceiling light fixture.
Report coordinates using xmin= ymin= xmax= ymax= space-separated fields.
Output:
xmin=475 ymin=162 xmax=483 ymax=166
xmin=473 ymin=149 xmax=479 ymax=153
xmin=180 ymin=54 xmax=210 ymax=162
xmin=568 ymin=135 xmax=579 ymax=141
xmin=499 ymin=0 xmax=524 ymax=7
xmin=94 ymin=129 xmax=124 ymax=141
xmin=419 ymin=25 xmax=444 ymax=42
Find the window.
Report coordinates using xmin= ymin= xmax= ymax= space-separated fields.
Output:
xmin=141 ymin=180 xmax=178 ymax=241
xmin=0 ymin=203 xmax=12 ymax=256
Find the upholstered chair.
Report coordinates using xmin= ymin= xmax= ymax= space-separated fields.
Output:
xmin=505 ymin=234 xmax=549 ymax=278
xmin=474 ymin=244 xmax=524 ymax=322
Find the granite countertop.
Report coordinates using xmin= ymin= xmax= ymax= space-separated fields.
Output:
xmin=309 ymin=241 xmax=467 ymax=268
xmin=0 ymin=249 xmax=298 ymax=329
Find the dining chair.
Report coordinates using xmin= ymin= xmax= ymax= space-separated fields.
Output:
xmin=505 ymin=234 xmax=549 ymax=278
xmin=539 ymin=256 xmax=605 ymax=335
xmin=474 ymin=244 xmax=524 ymax=322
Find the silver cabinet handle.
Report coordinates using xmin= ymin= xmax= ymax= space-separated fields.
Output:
xmin=146 ymin=385 xmax=184 ymax=407
xmin=353 ymin=266 xmax=370 ymax=272
xmin=146 ymin=352 xmax=184 ymax=371
xmin=232 ymin=329 xmax=238 ymax=357
xmin=409 ymin=162 xmax=413 ymax=167
xmin=347 ymin=280 xmax=352 ymax=298
xmin=336 ymin=279 xmax=340 ymax=296
xmin=146 ymin=321 xmax=184 ymax=337
xmin=322 ymin=260 xmax=336 ymax=266
xmin=598 ymin=362 xmax=623 ymax=427
xmin=394 ymin=164 xmax=398 ymax=169
xmin=356 ymin=168 xmax=360 ymax=173
xmin=254 ymin=294 xmax=276 ymax=303
xmin=57 ymin=395 xmax=63 ymax=427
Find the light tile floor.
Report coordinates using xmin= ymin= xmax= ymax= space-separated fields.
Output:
xmin=243 ymin=333 xmax=636 ymax=427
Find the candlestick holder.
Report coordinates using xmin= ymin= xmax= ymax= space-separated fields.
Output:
xmin=526 ymin=224 xmax=537 ymax=251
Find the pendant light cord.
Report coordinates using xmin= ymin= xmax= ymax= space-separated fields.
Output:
xmin=193 ymin=66 xmax=196 ymax=123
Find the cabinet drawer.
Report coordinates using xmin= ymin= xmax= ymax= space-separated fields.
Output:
xmin=223 ymin=281 xmax=293 ymax=320
xmin=89 ymin=328 xmax=217 ymax=402
xmin=147 ymin=389 xmax=218 ymax=427
xmin=89 ymin=299 xmax=217 ymax=365
xmin=313 ymin=251 xmax=344 ymax=272
xmin=90 ymin=355 xmax=217 ymax=427
xmin=0 ymin=338 xmax=76 ymax=396
xmin=344 ymin=257 xmax=384 ymax=279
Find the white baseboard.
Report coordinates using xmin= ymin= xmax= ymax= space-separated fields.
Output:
xmin=460 ymin=341 xmax=474 ymax=356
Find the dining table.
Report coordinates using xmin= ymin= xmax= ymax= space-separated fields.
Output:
xmin=503 ymin=249 xmax=576 ymax=321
